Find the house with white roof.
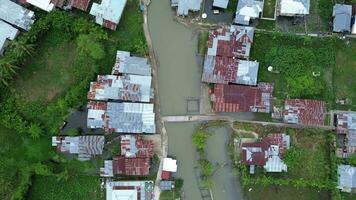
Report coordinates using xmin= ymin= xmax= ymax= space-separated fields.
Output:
xmin=90 ymin=0 xmax=127 ymax=30
xmin=0 ymin=0 xmax=35 ymax=31
xmin=235 ymin=0 xmax=263 ymax=25
xmin=278 ymin=0 xmax=310 ymax=16
xmin=213 ymin=0 xmax=229 ymax=9
xmin=26 ymin=0 xmax=55 ymax=12
xmin=106 ymin=180 xmax=154 ymax=200
xmin=338 ymin=165 xmax=356 ymax=193
xmin=171 ymin=0 xmax=202 ymax=16
xmin=0 ymin=20 xmax=19 ymax=55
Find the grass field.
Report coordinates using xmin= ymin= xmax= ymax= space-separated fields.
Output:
xmin=256 ymin=19 xmax=276 ymax=30
xmin=334 ymin=38 xmax=356 ymax=110
xmin=245 ymin=185 xmax=330 ymax=200
xmin=198 ymin=30 xmax=209 ymax=55
xmin=262 ymin=0 xmax=276 ymax=18
xmin=27 ymin=175 xmax=103 ymax=200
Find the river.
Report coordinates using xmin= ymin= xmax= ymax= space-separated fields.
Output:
xmin=148 ymin=1 xmax=244 ymax=199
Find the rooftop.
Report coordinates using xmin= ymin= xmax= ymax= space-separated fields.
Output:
xmin=106 ymin=180 xmax=154 ymax=200
xmin=283 ymin=99 xmax=326 ymax=126
xmin=213 ymin=83 xmax=274 ymax=113
xmin=336 ymin=113 xmax=356 ymax=134
xmin=171 ymin=0 xmax=202 ymax=16
xmin=202 ymin=56 xmax=259 ymax=85
xmin=0 ymin=20 xmax=19 ymax=54
xmin=0 ymin=0 xmax=35 ymax=31
xmin=162 ymin=158 xmax=178 ymax=172
xmin=242 ymin=133 xmax=290 ymax=172
xmin=68 ymin=0 xmax=90 ymax=11
xmin=235 ymin=0 xmax=263 ymax=25
xmin=120 ymin=135 xmax=154 ymax=158
xmin=87 ymin=101 xmax=155 ymax=134
xmin=213 ymin=0 xmax=229 ymax=9
xmin=279 ymin=0 xmax=310 ymax=16
xmin=333 ymin=4 xmax=352 ymax=33
xmin=338 ymin=165 xmax=356 ymax=192
xmin=26 ymin=0 xmax=55 ymax=12
xmin=89 ymin=0 xmax=127 ymax=30
xmin=88 ymin=74 xmax=152 ymax=102
xmin=112 ymin=50 xmax=151 ymax=76
xmin=52 ymin=136 xmax=105 ymax=161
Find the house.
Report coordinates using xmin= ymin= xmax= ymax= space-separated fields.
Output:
xmin=207 ymin=25 xmax=255 ymax=59
xmin=0 ymin=20 xmax=19 ymax=55
xmin=112 ymin=50 xmax=151 ymax=76
xmin=213 ymin=0 xmax=229 ymax=9
xmin=235 ymin=0 xmax=263 ymax=25
xmin=87 ymin=101 xmax=155 ymax=134
xmin=161 ymin=157 xmax=178 ymax=180
xmin=212 ymin=83 xmax=274 ymax=113
xmin=171 ymin=0 xmax=202 ymax=16
xmin=333 ymin=4 xmax=352 ymax=33
xmin=100 ymin=135 xmax=153 ymax=176
xmin=0 ymin=0 xmax=35 ymax=31
xmin=106 ymin=180 xmax=154 ymax=200
xmin=337 ymin=165 xmax=356 ymax=193
xmin=242 ymin=133 xmax=290 ymax=173
xmin=66 ymin=0 xmax=91 ymax=11
xmin=89 ymin=0 xmax=127 ymax=30
xmin=336 ymin=113 xmax=356 ymax=157
xmin=278 ymin=0 xmax=310 ymax=16
xmin=88 ymin=74 xmax=152 ymax=102
xmin=51 ymin=136 xmax=104 ymax=161
xmin=25 ymin=0 xmax=55 ymax=12
xmin=202 ymin=56 xmax=259 ymax=85
xmin=283 ymin=99 xmax=326 ymax=126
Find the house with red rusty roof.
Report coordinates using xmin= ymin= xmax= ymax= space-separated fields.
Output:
xmin=212 ymin=83 xmax=273 ymax=113
xmin=242 ymin=133 xmax=290 ymax=173
xmin=67 ymin=0 xmax=90 ymax=11
xmin=283 ymin=99 xmax=326 ymax=126
xmin=335 ymin=112 xmax=356 ymax=158
xmin=100 ymin=135 xmax=154 ymax=177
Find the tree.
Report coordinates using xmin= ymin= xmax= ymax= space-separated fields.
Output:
xmin=192 ymin=130 xmax=209 ymax=150
xmin=8 ymin=39 xmax=35 ymax=60
xmin=198 ymin=159 xmax=214 ymax=177
xmin=28 ymin=123 xmax=43 ymax=139
xmin=76 ymin=34 xmax=105 ymax=60
xmin=348 ymin=154 xmax=356 ymax=166
xmin=32 ymin=163 xmax=53 ymax=176
xmin=66 ymin=128 xmax=79 ymax=136
xmin=0 ymin=58 xmax=18 ymax=86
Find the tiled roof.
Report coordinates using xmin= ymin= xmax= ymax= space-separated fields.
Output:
xmin=213 ymin=83 xmax=273 ymax=113
xmin=68 ymin=0 xmax=90 ymax=11
xmin=242 ymin=133 xmax=290 ymax=172
xmin=283 ymin=99 xmax=326 ymax=126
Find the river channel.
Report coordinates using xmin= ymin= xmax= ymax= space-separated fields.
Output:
xmin=148 ymin=1 xmax=244 ymax=199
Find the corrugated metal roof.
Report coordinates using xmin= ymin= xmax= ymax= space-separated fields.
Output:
xmin=338 ymin=165 xmax=356 ymax=191
xmin=26 ymin=0 xmax=55 ymax=12
xmin=89 ymin=0 xmax=127 ymax=30
xmin=213 ymin=0 xmax=229 ymax=9
xmin=112 ymin=50 xmax=151 ymax=76
xmin=68 ymin=0 xmax=90 ymax=11
xmin=279 ymin=0 xmax=310 ymax=16
xmin=88 ymin=74 xmax=152 ymax=102
xmin=333 ymin=4 xmax=352 ymax=33
xmin=0 ymin=20 xmax=18 ymax=54
xmin=283 ymin=99 xmax=326 ymax=126
xmin=173 ymin=0 xmax=202 ymax=16
xmin=213 ymin=83 xmax=274 ymax=113
xmin=0 ymin=0 xmax=35 ymax=31
xmin=120 ymin=135 xmax=154 ymax=158
xmin=106 ymin=181 xmax=154 ymax=200
xmin=235 ymin=0 xmax=263 ymax=25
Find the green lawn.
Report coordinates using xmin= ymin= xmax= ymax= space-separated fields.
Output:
xmin=251 ymin=32 xmax=335 ymax=107
xmin=198 ymin=30 xmax=209 ymax=55
xmin=27 ymin=175 xmax=103 ymax=200
xmin=334 ymin=38 xmax=356 ymax=110
xmin=262 ymin=0 xmax=276 ymax=18
xmin=245 ymin=185 xmax=330 ymax=200
xmin=226 ymin=0 xmax=238 ymax=13
xmin=256 ymin=19 xmax=276 ymax=30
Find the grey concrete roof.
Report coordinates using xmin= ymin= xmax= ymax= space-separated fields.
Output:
xmin=333 ymin=4 xmax=352 ymax=33
xmin=172 ymin=0 xmax=202 ymax=16
xmin=279 ymin=0 xmax=310 ymax=16
xmin=0 ymin=20 xmax=18 ymax=54
xmin=0 ymin=0 xmax=35 ymax=31
xmin=338 ymin=165 xmax=356 ymax=190
xmin=234 ymin=0 xmax=263 ymax=25
xmin=213 ymin=0 xmax=229 ymax=9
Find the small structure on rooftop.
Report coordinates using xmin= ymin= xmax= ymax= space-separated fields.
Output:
xmin=0 ymin=0 xmax=35 ymax=31
xmin=88 ymin=74 xmax=152 ymax=102
xmin=112 ymin=50 xmax=151 ymax=76
xmin=0 ymin=20 xmax=19 ymax=55
xmin=52 ymin=135 xmax=104 ymax=161
xmin=242 ymin=133 xmax=290 ymax=173
xmin=171 ymin=0 xmax=202 ymax=16
xmin=333 ymin=4 xmax=352 ymax=33
xmin=87 ymin=101 xmax=155 ymax=134
xmin=89 ymin=0 xmax=127 ymax=30
xmin=212 ymin=83 xmax=274 ymax=113
xmin=337 ymin=165 xmax=356 ymax=193
xmin=100 ymin=135 xmax=154 ymax=177
xmin=283 ymin=99 xmax=326 ymax=126
xmin=213 ymin=0 xmax=229 ymax=9
xmin=278 ymin=0 xmax=310 ymax=16
xmin=106 ymin=180 xmax=154 ymax=200
xmin=234 ymin=0 xmax=263 ymax=25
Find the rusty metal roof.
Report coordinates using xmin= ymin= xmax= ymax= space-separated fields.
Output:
xmin=283 ymin=99 xmax=326 ymax=126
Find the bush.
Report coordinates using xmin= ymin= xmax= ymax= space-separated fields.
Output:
xmin=66 ymin=128 xmax=79 ymax=136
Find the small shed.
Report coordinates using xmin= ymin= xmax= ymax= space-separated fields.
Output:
xmin=333 ymin=4 xmax=352 ymax=33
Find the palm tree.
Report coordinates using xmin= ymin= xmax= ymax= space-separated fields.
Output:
xmin=0 ymin=58 xmax=18 ymax=86
xmin=8 ymin=39 xmax=35 ymax=59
